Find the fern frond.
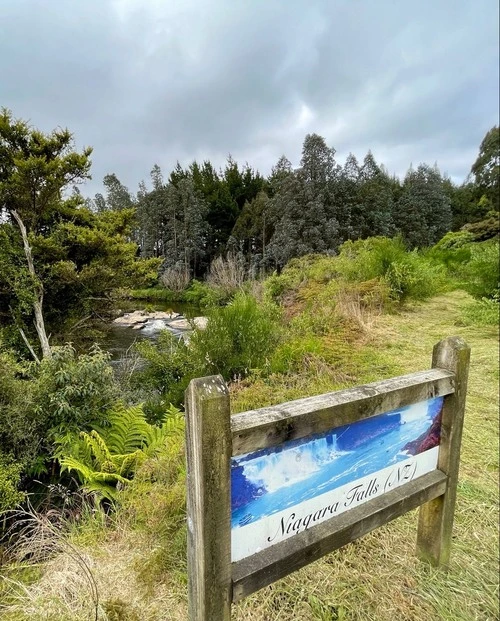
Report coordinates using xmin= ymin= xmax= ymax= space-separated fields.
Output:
xmin=104 ymin=403 xmax=152 ymax=454
xmin=59 ymin=456 xmax=95 ymax=484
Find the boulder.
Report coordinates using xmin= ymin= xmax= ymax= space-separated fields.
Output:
xmin=193 ymin=316 xmax=208 ymax=329
xmin=168 ymin=318 xmax=192 ymax=330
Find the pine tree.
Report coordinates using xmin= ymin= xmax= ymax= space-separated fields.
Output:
xmin=396 ymin=164 xmax=452 ymax=248
xmin=357 ymin=151 xmax=395 ymax=238
xmin=103 ymin=173 xmax=134 ymax=211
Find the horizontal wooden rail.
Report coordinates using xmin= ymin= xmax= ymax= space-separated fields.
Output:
xmin=231 ymin=369 xmax=455 ymax=456
xmin=231 ymin=469 xmax=448 ymax=602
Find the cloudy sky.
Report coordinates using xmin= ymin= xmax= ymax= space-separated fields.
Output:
xmin=1 ymin=0 xmax=498 ymax=196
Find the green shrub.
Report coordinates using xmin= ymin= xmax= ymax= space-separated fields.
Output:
xmin=264 ymin=271 xmax=298 ymax=301
xmin=335 ymin=237 xmax=409 ymax=282
xmin=336 ymin=237 xmax=448 ymax=301
xmin=0 ymin=342 xmax=36 ymax=464
xmin=183 ymin=279 xmax=228 ymax=306
xmin=461 ymin=241 xmax=500 ymax=300
xmin=462 ymin=211 xmax=500 ymax=242
xmin=34 ymin=345 xmax=118 ymax=443
xmin=427 ymin=231 xmax=474 ymax=276
xmin=0 ymin=454 xmax=26 ymax=512
xmin=189 ymin=292 xmax=282 ymax=379
xmin=133 ymin=330 xmax=195 ymax=416
xmin=264 ymin=255 xmax=338 ymax=302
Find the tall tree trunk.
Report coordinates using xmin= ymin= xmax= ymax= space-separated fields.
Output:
xmin=10 ymin=210 xmax=52 ymax=359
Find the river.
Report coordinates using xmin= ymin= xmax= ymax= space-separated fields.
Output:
xmin=95 ymin=299 xmax=201 ymax=362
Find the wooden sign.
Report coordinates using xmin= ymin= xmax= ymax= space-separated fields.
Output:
xmin=185 ymin=336 xmax=470 ymax=621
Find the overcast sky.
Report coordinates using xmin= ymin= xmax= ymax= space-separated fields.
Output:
xmin=1 ymin=0 xmax=498 ymax=196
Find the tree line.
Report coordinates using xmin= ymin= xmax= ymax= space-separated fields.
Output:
xmin=1 ymin=107 xmax=498 ymax=360
xmin=87 ymin=127 xmax=499 ymax=277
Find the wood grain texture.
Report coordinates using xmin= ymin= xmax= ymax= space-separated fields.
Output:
xmin=417 ymin=336 xmax=470 ymax=567
xmin=185 ymin=376 xmax=232 ymax=621
xmin=232 ymin=470 xmax=448 ymax=602
xmin=231 ymin=369 xmax=455 ymax=456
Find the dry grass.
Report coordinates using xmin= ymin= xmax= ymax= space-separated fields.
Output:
xmin=207 ymin=252 xmax=247 ymax=295
xmin=1 ymin=290 xmax=497 ymax=620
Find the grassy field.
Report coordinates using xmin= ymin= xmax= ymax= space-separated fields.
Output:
xmin=1 ymin=290 xmax=498 ymax=620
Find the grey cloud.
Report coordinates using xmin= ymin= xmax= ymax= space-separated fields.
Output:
xmin=0 ymin=0 xmax=498 ymax=194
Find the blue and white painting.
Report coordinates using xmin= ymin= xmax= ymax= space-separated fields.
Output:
xmin=231 ymin=396 xmax=443 ymax=561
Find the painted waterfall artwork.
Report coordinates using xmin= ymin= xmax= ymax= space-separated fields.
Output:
xmin=231 ymin=396 xmax=443 ymax=561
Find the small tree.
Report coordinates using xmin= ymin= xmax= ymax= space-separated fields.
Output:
xmin=0 ymin=109 xmax=92 ymax=358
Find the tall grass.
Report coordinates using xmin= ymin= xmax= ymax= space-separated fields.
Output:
xmin=189 ymin=291 xmax=281 ymax=379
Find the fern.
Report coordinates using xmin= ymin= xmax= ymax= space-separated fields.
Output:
xmin=56 ymin=402 xmax=185 ymax=502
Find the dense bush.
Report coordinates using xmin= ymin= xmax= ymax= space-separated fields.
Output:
xmin=134 ymin=331 xmax=196 ymax=420
xmin=0 ymin=342 xmax=36 ymax=464
xmin=189 ymin=292 xmax=281 ymax=379
xmin=33 ymin=345 xmax=118 ymax=442
xmin=0 ymin=454 xmax=26 ymax=512
xmin=461 ymin=240 xmax=500 ymax=300
xmin=0 ymin=343 xmax=119 ymax=477
xmin=426 ymin=231 xmax=474 ymax=276
xmin=183 ymin=279 xmax=229 ymax=306
xmin=336 ymin=237 xmax=448 ymax=301
xmin=133 ymin=292 xmax=282 ymax=412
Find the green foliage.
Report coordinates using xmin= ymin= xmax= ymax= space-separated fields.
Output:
xmin=34 ymin=344 xmax=117 ymax=439
xmin=189 ymin=292 xmax=281 ymax=378
xmin=462 ymin=211 xmax=500 ymax=242
xmin=183 ymin=279 xmax=228 ymax=306
xmin=471 ymin=126 xmax=499 ymax=211
xmin=461 ymin=241 xmax=500 ymax=300
xmin=395 ymin=164 xmax=452 ymax=248
xmin=133 ymin=331 xmax=196 ymax=416
xmin=0 ymin=339 xmax=38 ymax=465
xmin=264 ymin=255 xmax=338 ymax=302
xmin=0 ymin=111 xmax=161 ymax=348
xmin=127 ymin=287 xmax=177 ymax=302
xmin=133 ymin=292 xmax=281 ymax=410
xmin=264 ymin=271 xmax=299 ymax=301
xmin=432 ymin=230 xmax=475 ymax=250
xmin=56 ymin=403 xmax=183 ymax=501
xmin=336 ymin=237 xmax=448 ymax=301
xmin=0 ymin=454 xmax=26 ymax=512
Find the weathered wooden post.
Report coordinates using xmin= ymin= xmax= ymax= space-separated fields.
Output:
xmin=185 ymin=375 xmax=232 ymax=621
xmin=417 ymin=336 xmax=470 ymax=567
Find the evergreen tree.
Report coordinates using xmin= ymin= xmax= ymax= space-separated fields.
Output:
xmin=357 ymin=151 xmax=395 ymax=238
xmin=102 ymin=173 xmax=134 ymax=211
xmin=471 ymin=126 xmax=499 ymax=212
xmin=396 ymin=164 xmax=452 ymax=248
xmin=232 ymin=191 xmax=272 ymax=263
xmin=338 ymin=153 xmax=360 ymax=241
xmin=162 ymin=178 xmax=208 ymax=277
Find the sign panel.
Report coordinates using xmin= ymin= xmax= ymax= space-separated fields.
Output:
xmin=231 ymin=396 xmax=443 ymax=561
